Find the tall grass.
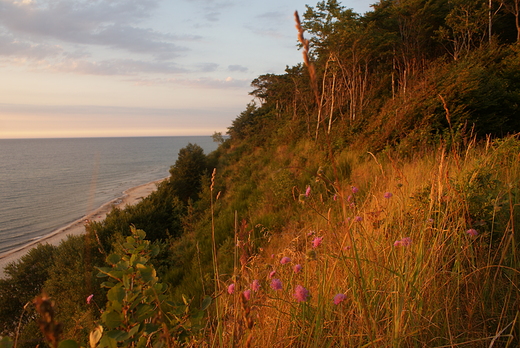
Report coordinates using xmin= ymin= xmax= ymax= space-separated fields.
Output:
xmin=212 ymin=136 xmax=520 ymax=347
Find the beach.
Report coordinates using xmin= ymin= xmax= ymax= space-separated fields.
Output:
xmin=0 ymin=178 xmax=166 ymax=278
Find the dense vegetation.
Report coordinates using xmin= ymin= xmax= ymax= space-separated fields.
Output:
xmin=1 ymin=0 xmax=520 ymax=346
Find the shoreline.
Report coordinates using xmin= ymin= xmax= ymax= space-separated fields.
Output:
xmin=0 ymin=177 xmax=167 ymax=278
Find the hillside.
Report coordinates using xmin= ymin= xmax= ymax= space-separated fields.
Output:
xmin=1 ymin=0 xmax=520 ymax=347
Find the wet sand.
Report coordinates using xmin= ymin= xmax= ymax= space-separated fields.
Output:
xmin=0 ymin=178 xmax=167 ymax=278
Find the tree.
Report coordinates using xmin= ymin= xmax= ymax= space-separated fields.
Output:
xmin=0 ymin=244 xmax=56 ymax=336
xmin=169 ymin=143 xmax=209 ymax=202
xmin=499 ymin=0 xmax=520 ymax=41
xmin=211 ymin=131 xmax=225 ymax=144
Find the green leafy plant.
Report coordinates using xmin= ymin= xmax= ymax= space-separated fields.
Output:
xmin=94 ymin=226 xmax=209 ymax=347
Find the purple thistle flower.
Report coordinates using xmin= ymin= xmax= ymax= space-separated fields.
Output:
xmin=243 ymin=290 xmax=251 ymax=301
xmin=466 ymin=229 xmax=478 ymax=237
xmin=333 ymin=194 xmax=338 ymax=201
xmin=280 ymin=256 xmax=292 ymax=264
xmin=269 ymin=270 xmax=276 ymax=278
xmin=354 ymin=216 xmax=363 ymax=222
xmin=251 ymin=279 xmax=261 ymax=292
xmin=227 ymin=283 xmax=235 ymax=294
xmin=293 ymin=285 xmax=310 ymax=302
xmin=394 ymin=237 xmax=412 ymax=247
xmin=86 ymin=294 xmax=94 ymax=304
xmin=352 ymin=186 xmax=359 ymax=194
xmin=384 ymin=192 xmax=393 ymax=199
xmin=305 ymin=185 xmax=311 ymax=197
xmin=333 ymin=293 xmax=347 ymax=305
xmin=312 ymin=236 xmax=323 ymax=248
xmin=271 ymin=278 xmax=283 ymax=291
xmin=294 ymin=264 xmax=302 ymax=273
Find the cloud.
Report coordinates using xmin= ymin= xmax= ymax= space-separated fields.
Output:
xmin=0 ymin=0 xmax=197 ymax=60
xmin=0 ymin=32 xmax=63 ymax=59
xmin=186 ymin=0 xmax=236 ymax=25
xmin=228 ymin=64 xmax=247 ymax=72
xmin=197 ymin=62 xmax=219 ymax=72
xmin=126 ymin=76 xmax=249 ymax=89
xmin=53 ymin=58 xmax=187 ymax=76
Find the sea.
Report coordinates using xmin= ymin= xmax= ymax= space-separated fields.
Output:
xmin=0 ymin=136 xmax=218 ymax=255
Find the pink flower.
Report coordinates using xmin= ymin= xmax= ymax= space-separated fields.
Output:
xmin=352 ymin=186 xmax=359 ymax=194
xmin=384 ymin=192 xmax=393 ymax=199
xmin=354 ymin=216 xmax=363 ymax=222
xmin=269 ymin=270 xmax=277 ymax=278
xmin=251 ymin=279 xmax=261 ymax=292
xmin=271 ymin=278 xmax=283 ymax=291
xmin=333 ymin=293 xmax=347 ymax=305
xmin=86 ymin=294 xmax=94 ymax=304
xmin=333 ymin=194 xmax=338 ymax=201
xmin=394 ymin=237 xmax=412 ymax=247
xmin=294 ymin=264 xmax=302 ymax=273
xmin=466 ymin=229 xmax=478 ymax=237
xmin=305 ymin=185 xmax=311 ymax=197
xmin=243 ymin=290 xmax=251 ymax=301
xmin=228 ymin=283 xmax=235 ymax=294
xmin=280 ymin=256 xmax=292 ymax=264
xmin=293 ymin=285 xmax=310 ymax=302
xmin=312 ymin=236 xmax=323 ymax=248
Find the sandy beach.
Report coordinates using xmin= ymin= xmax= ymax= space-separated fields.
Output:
xmin=0 ymin=178 xmax=167 ymax=278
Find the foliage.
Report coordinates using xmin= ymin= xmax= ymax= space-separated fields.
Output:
xmin=94 ymin=227 xmax=208 ymax=347
xmin=0 ymin=244 xmax=56 ymax=336
xmin=169 ymin=143 xmax=210 ymax=203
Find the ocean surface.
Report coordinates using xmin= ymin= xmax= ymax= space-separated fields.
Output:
xmin=0 ymin=136 xmax=218 ymax=255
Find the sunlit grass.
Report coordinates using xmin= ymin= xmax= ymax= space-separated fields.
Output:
xmin=212 ymin=137 xmax=520 ymax=347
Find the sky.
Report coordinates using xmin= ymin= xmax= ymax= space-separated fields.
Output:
xmin=0 ymin=0 xmax=374 ymax=139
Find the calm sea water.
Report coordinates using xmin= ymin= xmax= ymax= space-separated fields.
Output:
xmin=0 ymin=136 xmax=217 ymax=255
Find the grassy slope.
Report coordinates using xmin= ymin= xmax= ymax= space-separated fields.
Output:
xmin=206 ymin=134 xmax=520 ymax=347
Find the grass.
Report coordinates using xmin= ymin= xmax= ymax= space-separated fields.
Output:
xmin=210 ymin=136 xmax=520 ymax=347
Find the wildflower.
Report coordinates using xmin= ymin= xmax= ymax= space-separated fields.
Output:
xmin=251 ymin=279 xmax=261 ymax=292
xmin=86 ymin=294 xmax=94 ymax=304
xmin=243 ymin=290 xmax=251 ymax=301
xmin=333 ymin=194 xmax=338 ymax=201
xmin=293 ymin=285 xmax=310 ymax=302
xmin=307 ymin=230 xmax=315 ymax=236
xmin=271 ymin=278 xmax=283 ymax=291
xmin=228 ymin=283 xmax=235 ymax=294
xmin=466 ymin=229 xmax=478 ymax=237
xmin=280 ymin=256 xmax=292 ymax=264
xmin=294 ymin=264 xmax=302 ymax=273
xmin=333 ymin=293 xmax=347 ymax=305
xmin=394 ymin=237 xmax=412 ymax=247
xmin=305 ymin=185 xmax=311 ymax=197
xmin=269 ymin=270 xmax=276 ymax=278
xmin=352 ymin=186 xmax=359 ymax=194
xmin=384 ymin=192 xmax=393 ymax=199
xmin=312 ymin=236 xmax=323 ymax=248
xmin=354 ymin=216 xmax=363 ymax=222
